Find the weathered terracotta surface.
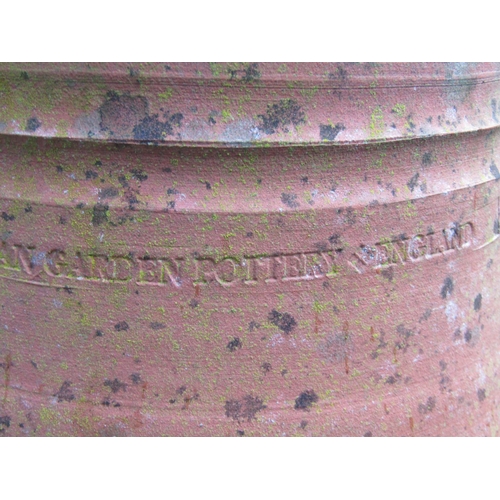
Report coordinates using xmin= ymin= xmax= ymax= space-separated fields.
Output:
xmin=1 ymin=63 xmax=500 ymax=436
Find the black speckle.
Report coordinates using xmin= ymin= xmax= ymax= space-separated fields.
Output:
xmin=30 ymin=360 xmax=38 ymax=369
xmin=130 ymin=373 xmax=141 ymax=384
xmin=150 ymin=322 xmax=166 ymax=330
xmin=294 ymin=390 xmax=318 ymax=410
xmin=92 ymin=203 xmax=109 ymax=225
xmin=53 ymin=381 xmax=75 ymax=403
xmin=95 ymin=330 xmax=103 ymax=337
xmin=490 ymin=162 xmax=500 ymax=180
xmin=20 ymin=71 xmax=29 ymax=80
xmin=474 ymin=293 xmax=482 ymax=311
xmin=85 ymin=170 xmax=98 ymax=180
xmin=205 ymin=181 xmax=211 ymax=190
xmin=133 ymin=112 xmax=183 ymax=141
xmin=162 ymin=167 xmax=172 ymax=173
xmin=0 ymin=415 xmax=11 ymax=433
xmin=281 ymin=192 xmax=299 ymax=208
xmin=407 ymin=173 xmax=420 ymax=192
xmin=131 ymin=169 xmax=148 ymax=182
xmin=26 ymin=117 xmax=41 ymax=132
xmin=114 ymin=321 xmax=129 ymax=331
xmin=63 ymin=286 xmax=73 ymax=294
xmin=477 ymin=388 xmax=486 ymax=402
xmin=167 ymin=188 xmax=179 ymax=195
xmin=56 ymin=165 xmax=64 ymax=173
xmin=236 ymin=430 xmax=245 ymax=436
xmin=363 ymin=431 xmax=373 ymax=437
xmin=300 ymin=420 xmax=308 ymax=429
xmin=385 ymin=375 xmax=397 ymax=385
xmin=104 ymin=378 xmax=127 ymax=393
xmin=418 ymin=396 xmax=436 ymax=414
xmin=493 ymin=219 xmax=499 ymax=235
xmin=224 ymin=395 xmax=266 ymax=422
xmin=1 ymin=212 xmax=15 ymax=222
xmin=24 ymin=205 xmax=32 ymax=213
xmin=440 ymin=277 xmax=454 ymax=299
xmin=226 ymin=337 xmax=242 ymax=352
xmin=422 ymin=152 xmax=433 ymax=166
xmin=320 ymin=123 xmax=345 ymax=141
xmin=76 ymin=203 xmax=85 ymax=209
xmin=100 ymin=187 xmax=119 ymax=199
xmin=439 ymin=360 xmax=447 ymax=371
xmin=189 ymin=299 xmax=199 ymax=308
xmin=268 ymin=309 xmax=297 ymax=334
xmin=258 ymin=99 xmax=305 ymax=134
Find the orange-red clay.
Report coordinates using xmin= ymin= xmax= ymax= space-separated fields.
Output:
xmin=0 ymin=63 xmax=499 ymax=436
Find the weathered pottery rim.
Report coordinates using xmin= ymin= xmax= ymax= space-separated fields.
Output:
xmin=1 ymin=62 xmax=499 ymax=147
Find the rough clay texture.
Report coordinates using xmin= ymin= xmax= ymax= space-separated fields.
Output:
xmin=0 ymin=62 xmax=500 ymax=436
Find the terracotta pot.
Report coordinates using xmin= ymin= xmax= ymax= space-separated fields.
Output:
xmin=1 ymin=63 xmax=499 ymax=436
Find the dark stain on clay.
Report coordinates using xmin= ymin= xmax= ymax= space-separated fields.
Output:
xmin=261 ymin=362 xmax=272 ymax=373
xmin=381 ymin=266 xmax=394 ymax=282
xmin=1 ymin=212 xmax=15 ymax=222
xmin=320 ymin=123 xmax=345 ymax=141
xmin=130 ymin=373 xmax=141 ymax=384
xmin=85 ymin=170 xmax=98 ymax=180
xmin=418 ymin=396 xmax=436 ymax=414
xmin=441 ymin=277 xmax=454 ymax=298
xmin=268 ymin=309 xmax=297 ymax=334
xmin=294 ymin=390 xmax=318 ymax=410
xmin=92 ymin=203 xmax=109 ymax=225
xmin=133 ymin=112 xmax=183 ymax=141
xmin=224 ymin=395 xmax=266 ymax=422
xmin=464 ymin=328 xmax=473 ymax=343
xmin=422 ymin=152 xmax=433 ymax=165
xmin=228 ymin=63 xmax=261 ymax=82
xmin=226 ymin=337 xmax=242 ymax=352
xmin=281 ymin=192 xmax=299 ymax=208
xmin=104 ymin=378 xmax=127 ymax=393
xmin=490 ymin=161 xmax=500 ymax=180
xmin=258 ymin=99 xmax=305 ymax=134
xmin=150 ymin=322 xmax=166 ymax=330
xmin=99 ymin=91 xmax=148 ymax=138
xmin=474 ymin=293 xmax=482 ymax=311
xmin=53 ymin=381 xmax=75 ymax=403
xmin=114 ymin=321 xmax=129 ymax=331
xmin=477 ymin=388 xmax=486 ymax=402
xmin=131 ymin=169 xmax=148 ymax=182
xmin=248 ymin=321 xmax=260 ymax=331
xmin=26 ymin=117 xmax=41 ymax=132
xmin=100 ymin=186 xmax=119 ymax=199
xmin=407 ymin=173 xmax=419 ymax=192
xmin=0 ymin=415 xmax=11 ymax=433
